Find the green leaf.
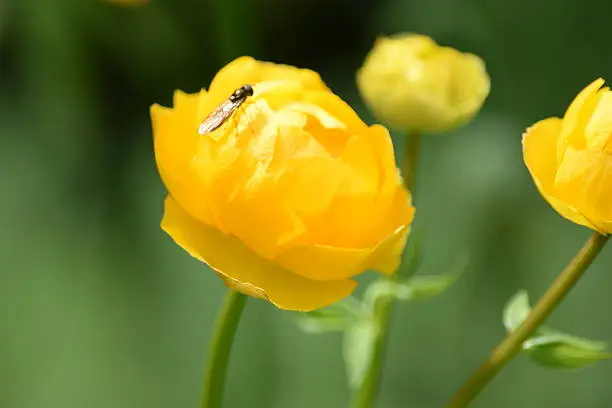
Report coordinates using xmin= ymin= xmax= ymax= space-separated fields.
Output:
xmin=402 ymin=270 xmax=463 ymax=301
xmin=401 ymin=252 xmax=468 ymax=302
xmin=524 ymin=329 xmax=612 ymax=369
xmin=343 ymin=319 xmax=378 ymax=390
xmin=503 ymin=290 xmax=531 ymax=332
xmin=501 ymin=291 xmax=611 ymax=369
xmin=363 ymin=270 xmax=462 ymax=311
xmin=363 ymin=280 xmax=413 ymax=311
xmin=296 ymin=297 xmax=365 ymax=334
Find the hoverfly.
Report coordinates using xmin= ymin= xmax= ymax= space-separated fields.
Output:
xmin=198 ymin=84 xmax=254 ymax=135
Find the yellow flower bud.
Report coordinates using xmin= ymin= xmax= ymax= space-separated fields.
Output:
xmin=523 ymin=78 xmax=612 ymax=234
xmin=151 ymin=57 xmax=415 ymax=311
xmin=357 ymin=33 xmax=490 ymax=133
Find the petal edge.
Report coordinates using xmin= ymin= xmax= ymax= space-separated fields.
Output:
xmin=161 ymin=196 xmax=356 ymax=311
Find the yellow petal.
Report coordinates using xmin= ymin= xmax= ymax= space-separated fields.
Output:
xmin=303 ymin=125 xmax=408 ymax=249
xmin=364 ymin=124 xmax=398 ymax=194
xmin=207 ymin=56 xmax=329 ymax=104
xmin=172 ymin=89 xmax=204 ymax=119
xmin=151 ymin=96 xmax=216 ymax=226
xmin=302 ymin=183 xmax=409 ymax=250
xmin=276 ymin=156 xmax=347 ymax=215
xmin=300 ymin=91 xmax=368 ymax=133
xmin=191 ymin=110 xmax=309 ymax=246
xmin=207 ymin=57 xmax=259 ymax=100
xmin=268 ymin=123 xmax=328 ymax=167
xmin=296 ymin=126 xmax=350 ymax=158
xmin=275 ymin=184 xmax=414 ymax=281
xmin=523 ymin=118 xmax=562 ymax=190
xmin=161 ymin=196 xmax=356 ymax=311
xmin=558 ymin=78 xmax=605 ymax=157
xmin=562 ymin=78 xmax=605 ymax=127
xmin=522 ymin=117 xmax=599 ymax=230
xmin=306 ymin=161 xmax=382 ymax=248
xmin=285 ymin=102 xmax=347 ymax=129
xmin=218 ymin=164 xmax=307 ymax=259
xmin=554 ymin=147 xmax=612 ymax=233
xmin=357 ymin=126 xmax=401 ymax=235
xmin=196 ymin=143 xmax=247 ymax=234
xmin=257 ymin=62 xmax=329 ymax=93
xmin=368 ymin=226 xmax=410 ymax=275
xmin=369 ymin=186 xmax=415 ymax=254
xmin=584 ymin=91 xmax=612 ymax=152
xmin=309 ymin=193 xmax=378 ymax=247
xmin=341 ymin=133 xmax=380 ymax=191
xmin=274 ymin=224 xmax=408 ymax=281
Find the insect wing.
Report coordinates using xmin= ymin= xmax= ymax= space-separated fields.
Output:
xmin=198 ymin=99 xmax=241 ymax=135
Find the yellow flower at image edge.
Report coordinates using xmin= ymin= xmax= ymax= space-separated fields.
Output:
xmin=151 ymin=57 xmax=415 ymax=311
xmin=357 ymin=33 xmax=490 ymax=132
xmin=523 ymin=78 xmax=612 ymax=234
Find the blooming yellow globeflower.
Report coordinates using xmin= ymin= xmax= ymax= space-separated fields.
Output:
xmin=151 ymin=57 xmax=415 ymax=311
xmin=523 ymin=78 xmax=612 ymax=234
xmin=357 ymin=33 xmax=490 ymax=133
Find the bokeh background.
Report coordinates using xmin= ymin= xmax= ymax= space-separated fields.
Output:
xmin=2 ymin=0 xmax=612 ymax=407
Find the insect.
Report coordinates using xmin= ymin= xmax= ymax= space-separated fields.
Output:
xmin=198 ymin=84 xmax=254 ymax=135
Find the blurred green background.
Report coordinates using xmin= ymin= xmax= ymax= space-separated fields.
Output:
xmin=2 ymin=0 xmax=612 ymax=407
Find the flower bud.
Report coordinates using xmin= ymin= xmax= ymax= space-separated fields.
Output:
xmin=523 ymin=78 xmax=612 ymax=234
xmin=357 ymin=33 xmax=490 ymax=133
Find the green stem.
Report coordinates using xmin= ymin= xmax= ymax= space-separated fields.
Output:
xmin=350 ymin=131 xmax=421 ymax=408
xmin=447 ymin=231 xmax=609 ymax=408
xmin=201 ymin=290 xmax=247 ymax=408
xmin=401 ymin=131 xmax=421 ymax=191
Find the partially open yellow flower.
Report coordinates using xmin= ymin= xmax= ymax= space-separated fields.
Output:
xmin=357 ymin=33 xmax=490 ymax=133
xmin=151 ymin=57 xmax=415 ymax=311
xmin=523 ymin=78 xmax=612 ymax=234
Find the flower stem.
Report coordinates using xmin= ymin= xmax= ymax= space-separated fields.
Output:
xmin=401 ymin=130 xmax=421 ymax=191
xmin=201 ymin=290 xmax=247 ymax=408
xmin=447 ymin=231 xmax=609 ymax=408
xmin=350 ymin=131 xmax=421 ymax=408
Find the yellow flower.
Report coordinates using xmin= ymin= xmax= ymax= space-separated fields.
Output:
xmin=357 ymin=33 xmax=490 ymax=133
xmin=151 ymin=57 xmax=415 ymax=311
xmin=523 ymin=78 xmax=612 ymax=234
